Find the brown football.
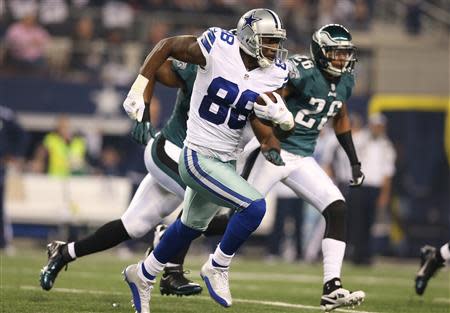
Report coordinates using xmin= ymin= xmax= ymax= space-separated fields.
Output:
xmin=255 ymin=91 xmax=277 ymax=106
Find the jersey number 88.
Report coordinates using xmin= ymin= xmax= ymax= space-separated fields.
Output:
xmin=199 ymin=77 xmax=258 ymax=129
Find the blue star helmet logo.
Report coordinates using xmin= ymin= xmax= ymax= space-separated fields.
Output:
xmin=243 ymin=12 xmax=261 ymax=30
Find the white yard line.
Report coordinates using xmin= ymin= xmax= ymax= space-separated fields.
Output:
xmin=10 ymin=267 xmax=447 ymax=287
xmin=433 ymin=298 xmax=450 ymax=304
xmin=19 ymin=285 xmax=380 ymax=313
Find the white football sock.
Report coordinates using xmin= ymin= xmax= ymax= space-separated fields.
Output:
xmin=440 ymin=243 xmax=450 ymax=262
xmin=322 ymin=238 xmax=346 ymax=284
xmin=212 ymin=245 xmax=234 ymax=268
xmin=67 ymin=242 xmax=77 ymax=259
xmin=140 ymin=252 xmax=165 ymax=282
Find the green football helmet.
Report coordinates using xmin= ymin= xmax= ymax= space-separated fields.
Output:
xmin=310 ymin=24 xmax=356 ymax=77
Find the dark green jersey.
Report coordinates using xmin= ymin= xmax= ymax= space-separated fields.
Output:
xmin=281 ymin=55 xmax=354 ymax=156
xmin=161 ymin=60 xmax=198 ymax=148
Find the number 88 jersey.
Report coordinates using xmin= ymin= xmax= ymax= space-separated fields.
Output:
xmin=186 ymin=27 xmax=289 ymax=162
xmin=281 ymin=54 xmax=355 ymax=157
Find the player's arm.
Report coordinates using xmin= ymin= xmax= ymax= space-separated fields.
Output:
xmin=333 ymin=103 xmax=364 ymax=187
xmin=123 ymin=36 xmax=204 ymax=121
xmin=249 ymin=115 xmax=285 ymax=166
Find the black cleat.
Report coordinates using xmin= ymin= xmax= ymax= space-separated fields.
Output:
xmin=39 ymin=241 xmax=69 ymax=291
xmin=415 ymin=245 xmax=444 ymax=295
xmin=159 ymin=266 xmax=202 ymax=297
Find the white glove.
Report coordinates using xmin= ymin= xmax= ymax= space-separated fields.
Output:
xmin=254 ymin=92 xmax=294 ymax=131
xmin=123 ymin=74 xmax=148 ymax=122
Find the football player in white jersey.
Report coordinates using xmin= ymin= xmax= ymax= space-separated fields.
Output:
xmin=121 ymin=8 xmax=294 ymax=313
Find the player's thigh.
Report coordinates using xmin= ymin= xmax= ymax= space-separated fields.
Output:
xmin=180 ymin=187 xmax=222 ymax=231
xmin=179 ymin=147 xmax=262 ymax=210
xmin=245 ymin=148 xmax=288 ymax=196
xmin=145 ymin=134 xmax=185 ymax=198
xmin=283 ymin=157 xmax=344 ymax=213
xmin=121 ymin=174 xmax=182 ymax=238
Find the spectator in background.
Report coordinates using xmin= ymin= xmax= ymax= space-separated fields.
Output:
xmin=4 ymin=11 xmax=50 ymax=73
xmin=346 ymin=113 xmax=396 ymax=265
xmin=31 ymin=116 xmax=87 ymax=176
xmin=101 ymin=0 xmax=134 ymax=33
xmin=69 ymin=16 xmax=102 ymax=81
xmin=98 ymin=146 xmax=122 ymax=176
xmin=353 ymin=0 xmax=370 ymax=30
xmin=100 ymin=28 xmax=135 ymax=86
xmin=0 ymin=105 xmax=27 ymax=252
xmin=38 ymin=0 xmax=70 ymax=36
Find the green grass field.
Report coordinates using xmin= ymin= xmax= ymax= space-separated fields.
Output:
xmin=1 ymin=245 xmax=449 ymax=313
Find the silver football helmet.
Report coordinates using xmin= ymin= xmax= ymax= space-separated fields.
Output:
xmin=236 ymin=8 xmax=288 ymax=68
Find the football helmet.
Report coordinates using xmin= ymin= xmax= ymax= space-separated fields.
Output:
xmin=311 ymin=24 xmax=356 ymax=77
xmin=236 ymin=8 xmax=288 ymax=68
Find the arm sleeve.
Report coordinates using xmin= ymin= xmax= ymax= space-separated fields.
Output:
xmin=336 ymin=130 xmax=359 ymax=165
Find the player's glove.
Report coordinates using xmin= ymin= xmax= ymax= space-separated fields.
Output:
xmin=253 ymin=92 xmax=294 ymax=131
xmin=262 ymin=148 xmax=285 ymax=166
xmin=131 ymin=121 xmax=155 ymax=145
xmin=123 ymin=74 xmax=148 ymax=122
xmin=350 ymin=162 xmax=365 ymax=187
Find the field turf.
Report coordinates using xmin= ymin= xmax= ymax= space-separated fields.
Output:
xmin=1 ymin=245 xmax=449 ymax=313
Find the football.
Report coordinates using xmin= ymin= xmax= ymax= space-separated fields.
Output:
xmin=255 ymin=91 xmax=278 ymax=106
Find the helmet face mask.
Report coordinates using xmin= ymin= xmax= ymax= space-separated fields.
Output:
xmin=311 ymin=24 xmax=356 ymax=77
xmin=236 ymin=9 xmax=288 ymax=68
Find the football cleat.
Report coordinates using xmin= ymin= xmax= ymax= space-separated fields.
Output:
xmin=123 ymin=262 xmax=155 ymax=313
xmin=40 ymin=241 xmax=69 ymax=291
xmin=320 ymin=278 xmax=365 ymax=312
xmin=200 ymin=255 xmax=232 ymax=307
xmin=415 ymin=245 xmax=445 ymax=295
xmin=160 ymin=266 xmax=202 ymax=296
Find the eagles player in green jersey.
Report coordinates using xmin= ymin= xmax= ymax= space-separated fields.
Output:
xmin=243 ymin=24 xmax=366 ymax=312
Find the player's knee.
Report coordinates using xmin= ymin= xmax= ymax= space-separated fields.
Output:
xmin=121 ymin=212 xmax=158 ymax=239
xmin=322 ymin=200 xmax=347 ymax=241
xmin=238 ymin=198 xmax=266 ymax=232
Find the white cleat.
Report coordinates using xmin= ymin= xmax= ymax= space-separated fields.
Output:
xmin=122 ymin=262 xmax=155 ymax=313
xmin=320 ymin=288 xmax=365 ymax=312
xmin=200 ymin=256 xmax=232 ymax=307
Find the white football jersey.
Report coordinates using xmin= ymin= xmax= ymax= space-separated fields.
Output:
xmin=185 ymin=27 xmax=289 ymax=161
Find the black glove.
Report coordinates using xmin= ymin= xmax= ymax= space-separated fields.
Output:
xmin=131 ymin=120 xmax=156 ymax=145
xmin=262 ymin=148 xmax=285 ymax=166
xmin=350 ymin=162 xmax=365 ymax=187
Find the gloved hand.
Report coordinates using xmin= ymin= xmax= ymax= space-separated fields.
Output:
xmin=350 ymin=162 xmax=365 ymax=187
xmin=123 ymin=74 xmax=148 ymax=122
xmin=253 ymin=92 xmax=294 ymax=131
xmin=262 ymin=148 xmax=285 ymax=166
xmin=131 ymin=121 xmax=156 ymax=145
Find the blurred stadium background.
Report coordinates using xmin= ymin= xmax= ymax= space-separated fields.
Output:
xmin=0 ymin=1 xmax=449 ymax=311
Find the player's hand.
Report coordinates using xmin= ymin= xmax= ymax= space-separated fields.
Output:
xmin=123 ymin=74 xmax=149 ymax=122
xmin=254 ymin=92 xmax=294 ymax=131
xmin=262 ymin=148 xmax=285 ymax=166
xmin=123 ymin=91 xmax=145 ymax=122
xmin=349 ymin=162 xmax=365 ymax=187
xmin=131 ymin=121 xmax=155 ymax=145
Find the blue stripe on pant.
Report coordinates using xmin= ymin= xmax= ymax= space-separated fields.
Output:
xmin=184 ymin=148 xmax=252 ymax=209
